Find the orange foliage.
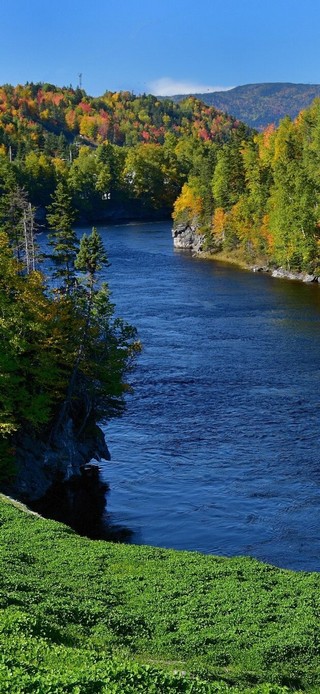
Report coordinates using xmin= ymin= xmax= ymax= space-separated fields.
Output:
xmin=262 ymin=124 xmax=275 ymax=149
xmin=65 ymin=109 xmax=77 ymax=130
xmin=260 ymin=213 xmax=274 ymax=252
xmin=212 ymin=207 xmax=227 ymax=236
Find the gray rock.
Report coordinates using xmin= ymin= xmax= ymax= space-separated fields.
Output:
xmin=252 ymin=265 xmax=269 ymax=273
xmin=172 ymin=224 xmax=205 ymax=254
xmin=271 ymin=267 xmax=318 ymax=283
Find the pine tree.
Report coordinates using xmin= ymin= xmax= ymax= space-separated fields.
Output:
xmin=51 ymin=228 xmax=110 ymax=435
xmin=75 ymin=227 xmax=109 ymax=295
xmin=46 ymin=182 xmax=78 ymax=294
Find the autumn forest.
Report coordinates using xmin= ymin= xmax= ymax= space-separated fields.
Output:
xmin=1 ymin=80 xmax=320 ymax=478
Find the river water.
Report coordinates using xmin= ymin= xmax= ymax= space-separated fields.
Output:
xmin=93 ymin=221 xmax=320 ymax=571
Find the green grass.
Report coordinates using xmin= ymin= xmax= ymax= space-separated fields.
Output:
xmin=0 ymin=494 xmax=320 ymax=693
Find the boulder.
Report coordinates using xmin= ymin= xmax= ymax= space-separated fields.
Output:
xmin=172 ymin=224 xmax=205 ymax=254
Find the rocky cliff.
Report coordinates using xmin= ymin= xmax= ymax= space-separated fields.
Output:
xmin=172 ymin=223 xmax=205 ymax=254
xmin=3 ymin=418 xmax=110 ymax=503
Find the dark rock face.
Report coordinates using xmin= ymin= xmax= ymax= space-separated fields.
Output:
xmin=4 ymin=418 xmax=110 ymax=503
xmin=172 ymin=224 xmax=205 ymax=254
xmin=29 ymin=465 xmax=109 ymax=539
xmin=2 ymin=420 xmax=134 ymax=541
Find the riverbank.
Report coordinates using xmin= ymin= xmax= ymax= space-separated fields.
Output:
xmin=172 ymin=224 xmax=320 ymax=284
xmin=205 ymin=250 xmax=319 ymax=283
xmin=0 ymin=493 xmax=319 ymax=693
xmin=1 ymin=414 xmax=116 ymax=539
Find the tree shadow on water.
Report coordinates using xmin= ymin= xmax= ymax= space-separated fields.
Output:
xmin=29 ymin=466 xmax=133 ymax=542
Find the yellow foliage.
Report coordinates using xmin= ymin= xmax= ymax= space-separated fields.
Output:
xmin=0 ymin=421 xmax=17 ymax=435
xmin=79 ymin=115 xmax=99 ymax=139
xmin=52 ymin=157 xmax=68 ymax=175
xmin=173 ymin=183 xmax=202 ymax=221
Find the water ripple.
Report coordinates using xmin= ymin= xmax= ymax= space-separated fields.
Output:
xmin=96 ymin=222 xmax=320 ymax=571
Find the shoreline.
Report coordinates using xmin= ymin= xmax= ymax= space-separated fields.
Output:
xmin=172 ymin=223 xmax=320 ymax=285
xmin=203 ymin=250 xmax=320 ymax=284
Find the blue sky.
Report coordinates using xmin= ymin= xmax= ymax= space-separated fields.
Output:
xmin=1 ymin=0 xmax=320 ymax=96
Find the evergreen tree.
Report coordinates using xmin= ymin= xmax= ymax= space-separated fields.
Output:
xmin=50 ymin=227 xmax=138 ymax=437
xmin=46 ymin=182 xmax=78 ymax=294
xmin=75 ymin=227 xmax=109 ymax=296
xmin=212 ymin=142 xmax=246 ymax=211
xmin=0 ymin=232 xmax=67 ymax=479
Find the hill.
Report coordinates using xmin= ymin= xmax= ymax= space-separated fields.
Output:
xmin=0 ymin=82 xmax=250 ymax=220
xmin=168 ymin=83 xmax=320 ymax=129
xmin=0 ymin=82 xmax=243 ymax=157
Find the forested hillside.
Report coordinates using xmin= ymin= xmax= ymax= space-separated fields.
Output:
xmin=173 ymin=98 xmax=320 ymax=274
xmin=169 ymin=83 xmax=320 ymax=130
xmin=0 ymin=82 xmax=246 ymax=219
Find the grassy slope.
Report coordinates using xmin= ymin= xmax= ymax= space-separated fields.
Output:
xmin=0 ymin=495 xmax=320 ymax=693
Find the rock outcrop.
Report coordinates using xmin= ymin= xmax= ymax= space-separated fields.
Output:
xmin=4 ymin=418 xmax=110 ymax=503
xmin=172 ymin=223 xmax=205 ymax=254
xmin=270 ymin=267 xmax=318 ymax=283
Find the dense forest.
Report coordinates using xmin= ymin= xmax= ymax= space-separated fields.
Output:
xmin=0 ymin=82 xmax=245 ymax=219
xmin=0 ymin=82 xmax=248 ymax=480
xmin=173 ymin=99 xmax=320 ymax=274
xmin=2 ymin=81 xmax=320 ymax=480
xmin=0 ymin=187 xmax=140 ymax=481
xmin=169 ymin=82 xmax=320 ymax=130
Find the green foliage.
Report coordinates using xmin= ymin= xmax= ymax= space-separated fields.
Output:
xmin=0 ymin=218 xmax=138 ymax=478
xmin=175 ymin=98 xmax=320 ymax=272
xmin=123 ymin=143 xmax=183 ymax=209
xmin=212 ymin=143 xmax=245 ymax=211
xmin=47 ymin=181 xmax=78 ymax=292
xmin=0 ymin=81 xmax=246 ymax=222
xmin=0 ymin=496 xmax=318 ymax=692
xmin=75 ymin=227 xmax=109 ymax=279
xmin=0 ymin=233 xmax=65 ymax=450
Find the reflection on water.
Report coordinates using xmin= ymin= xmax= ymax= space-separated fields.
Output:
xmin=92 ymin=221 xmax=320 ymax=570
xmin=30 ymin=471 xmax=133 ymax=542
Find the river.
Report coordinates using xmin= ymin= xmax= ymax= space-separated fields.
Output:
xmin=92 ymin=221 xmax=320 ymax=571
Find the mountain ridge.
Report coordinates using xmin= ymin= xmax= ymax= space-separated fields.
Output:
xmin=166 ymin=82 xmax=320 ymax=129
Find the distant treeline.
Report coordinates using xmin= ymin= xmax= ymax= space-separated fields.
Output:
xmin=1 ymin=82 xmax=320 ymax=270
